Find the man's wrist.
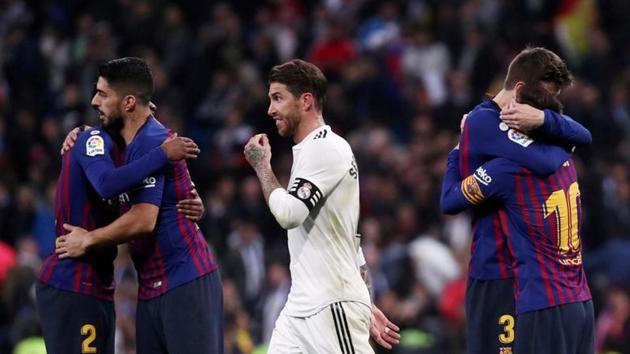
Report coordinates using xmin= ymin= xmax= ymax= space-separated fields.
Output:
xmin=85 ymin=231 xmax=98 ymax=251
xmin=537 ymin=109 xmax=546 ymax=128
xmin=254 ymin=162 xmax=272 ymax=175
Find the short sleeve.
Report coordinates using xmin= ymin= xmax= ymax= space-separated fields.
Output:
xmin=288 ymin=142 xmax=350 ymax=211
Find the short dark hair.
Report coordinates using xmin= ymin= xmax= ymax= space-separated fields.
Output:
xmin=504 ymin=47 xmax=573 ymax=90
xmin=98 ymin=57 xmax=153 ymax=104
xmin=268 ymin=59 xmax=327 ymax=111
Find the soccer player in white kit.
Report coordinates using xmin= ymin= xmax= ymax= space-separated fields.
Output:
xmin=244 ymin=59 xmax=400 ymax=353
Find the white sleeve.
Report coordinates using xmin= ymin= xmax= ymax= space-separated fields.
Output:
xmin=287 ymin=143 xmax=348 ymax=211
xmin=268 ymin=188 xmax=310 ymax=230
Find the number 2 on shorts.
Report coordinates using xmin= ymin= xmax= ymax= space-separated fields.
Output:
xmin=81 ymin=324 xmax=97 ymax=353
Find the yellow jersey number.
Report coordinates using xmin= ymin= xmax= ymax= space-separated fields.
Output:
xmin=81 ymin=324 xmax=97 ymax=353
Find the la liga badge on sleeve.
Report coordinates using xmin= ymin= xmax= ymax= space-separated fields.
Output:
xmin=86 ymin=135 xmax=105 ymax=156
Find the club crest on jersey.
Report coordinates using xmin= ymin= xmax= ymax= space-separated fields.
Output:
xmin=297 ymin=182 xmax=312 ymax=199
xmin=499 ymin=348 xmax=512 ymax=354
xmin=507 ymin=128 xmax=533 ymax=147
xmin=86 ymin=135 xmax=105 ymax=156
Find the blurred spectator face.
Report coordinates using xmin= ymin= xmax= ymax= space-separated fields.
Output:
xmin=16 ymin=185 xmax=34 ymax=212
xmin=91 ymin=77 xmax=124 ymax=131
xmin=267 ymin=263 xmax=288 ymax=288
xmin=267 ymin=83 xmax=302 ymax=137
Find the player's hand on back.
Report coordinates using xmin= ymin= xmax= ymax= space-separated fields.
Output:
xmin=370 ymin=305 xmax=400 ymax=349
xmin=161 ymin=135 xmax=200 ymax=160
xmin=60 ymin=125 xmax=92 ymax=155
xmin=55 ymin=224 xmax=92 ymax=258
xmin=500 ymin=99 xmax=545 ymax=133
xmin=244 ymin=133 xmax=272 ymax=170
xmin=177 ymin=188 xmax=205 ymax=221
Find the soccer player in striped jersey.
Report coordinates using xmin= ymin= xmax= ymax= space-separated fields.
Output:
xmin=37 ymin=124 xmax=199 ymax=353
xmin=441 ymin=151 xmax=594 ymax=354
xmin=244 ymin=59 xmax=400 ymax=353
xmin=451 ymin=47 xmax=592 ymax=354
xmin=55 ymin=58 xmax=222 ymax=354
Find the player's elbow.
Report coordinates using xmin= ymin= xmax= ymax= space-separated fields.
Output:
xmin=268 ymin=189 xmax=309 ymax=230
xmin=440 ymin=200 xmax=459 ymax=215
xmin=130 ymin=204 xmax=159 ymax=235
xmin=136 ymin=217 xmax=157 ymax=234
xmin=95 ymin=184 xmax=117 ymax=199
xmin=276 ymin=216 xmax=302 ymax=230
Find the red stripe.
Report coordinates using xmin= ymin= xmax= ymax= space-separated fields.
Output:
xmin=537 ymin=176 xmax=568 ymax=304
xmin=64 ymin=153 xmax=71 ymax=227
xmin=491 ymin=214 xmax=508 ymax=279
xmin=173 ymin=162 xmax=204 ymax=273
xmin=144 ymin=241 xmax=160 ymax=298
xmin=73 ymin=262 xmax=83 ymax=293
xmin=43 ymin=156 xmax=72 ymax=283
xmin=468 ymin=222 xmax=478 ymax=276
xmin=180 ymin=165 xmax=213 ymax=273
xmin=498 ymin=210 xmax=518 ymax=295
xmin=85 ymin=266 xmax=93 ymax=296
xmin=517 ymin=173 xmax=556 ymax=306
xmin=154 ymin=242 xmax=168 ymax=292
xmin=460 ymin=124 xmax=470 ymax=175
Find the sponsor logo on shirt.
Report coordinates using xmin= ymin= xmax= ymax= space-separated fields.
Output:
xmin=507 ymin=129 xmax=534 ymax=147
xmin=143 ymin=177 xmax=156 ymax=188
xmin=86 ymin=135 xmax=105 ymax=156
xmin=474 ymin=166 xmax=492 ymax=186
xmin=90 ymin=130 xmax=100 ymax=135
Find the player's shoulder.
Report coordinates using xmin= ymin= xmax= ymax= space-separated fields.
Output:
xmin=465 ymin=101 xmax=500 ymax=125
xmin=74 ymin=128 xmax=112 ymax=157
xmin=478 ymin=157 xmax=522 ymax=177
xmin=131 ymin=118 xmax=168 ymax=150
xmin=304 ymin=126 xmax=352 ymax=158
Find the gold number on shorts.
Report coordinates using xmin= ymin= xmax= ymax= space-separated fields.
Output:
xmin=81 ymin=324 xmax=97 ymax=353
xmin=498 ymin=314 xmax=515 ymax=344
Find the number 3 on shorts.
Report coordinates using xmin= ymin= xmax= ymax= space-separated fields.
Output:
xmin=498 ymin=314 xmax=515 ymax=344
xmin=81 ymin=324 xmax=97 ymax=353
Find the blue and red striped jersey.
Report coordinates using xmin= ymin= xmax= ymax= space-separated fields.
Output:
xmin=442 ymin=150 xmax=592 ymax=313
xmin=458 ymin=100 xmax=590 ymax=280
xmin=39 ymin=127 xmax=170 ymax=301
xmin=119 ymin=117 xmax=217 ymax=300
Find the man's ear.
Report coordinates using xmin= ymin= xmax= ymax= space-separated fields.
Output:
xmin=122 ymin=95 xmax=137 ymax=112
xmin=300 ymin=92 xmax=315 ymax=112
xmin=514 ymin=81 xmax=525 ymax=103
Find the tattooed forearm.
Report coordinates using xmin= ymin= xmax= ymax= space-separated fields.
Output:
xmin=256 ymin=164 xmax=283 ymax=203
xmin=360 ymin=264 xmax=374 ymax=304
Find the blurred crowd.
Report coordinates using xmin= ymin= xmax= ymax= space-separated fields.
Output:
xmin=0 ymin=0 xmax=630 ymax=353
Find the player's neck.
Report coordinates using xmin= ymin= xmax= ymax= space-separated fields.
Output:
xmin=492 ymin=89 xmax=515 ymax=110
xmin=121 ymin=107 xmax=152 ymax=144
xmin=293 ymin=114 xmax=325 ymax=144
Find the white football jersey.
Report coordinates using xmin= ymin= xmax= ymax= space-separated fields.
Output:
xmin=283 ymin=125 xmax=371 ymax=317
